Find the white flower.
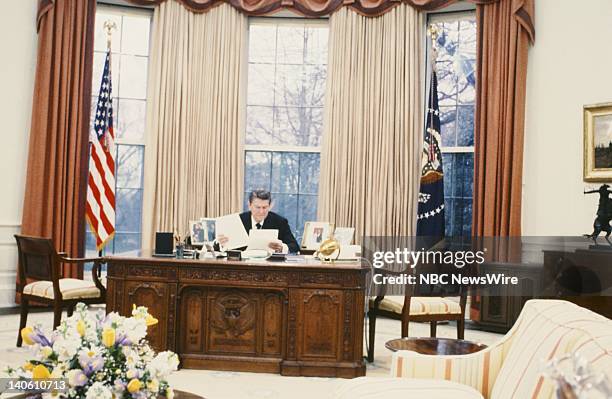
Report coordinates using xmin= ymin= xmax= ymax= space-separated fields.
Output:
xmin=122 ymin=346 xmax=140 ymax=368
xmin=119 ymin=317 xmax=147 ymax=344
xmin=147 ymin=352 xmax=179 ymax=379
xmin=86 ymin=382 xmax=113 ymax=399
xmin=39 ymin=345 xmax=53 ymax=359
xmin=52 ymin=336 xmax=81 ymax=362
xmin=66 ymin=369 xmax=88 ymax=387
xmin=147 ymin=378 xmax=160 ymax=393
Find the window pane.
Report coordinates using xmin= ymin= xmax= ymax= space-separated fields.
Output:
xmin=275 ymin=64 xmax=303 ymax=106
xmin=457 ymin=58 xmax=475 ymax=104
xmin=247 ymin=64 xmax=275 ymax=106
xmin=119 ymin=55 xmax=148 ymax=99
xmin=439 ymin=107 xmax=456 ymax=147
xmin=113 ymin=233 xmax=141 ymax=255
xmin=244 ymin=151 xmax=272 ymax=191
xmin=121 ymin=15 xmax=150 ymax=56
xmin=246 ymin=106 xmax=274 ymax=145
xmin=116 ymin=188 xmax=143 ymax=232
xmin=297 ymin=194 xmax=318 ymax=241
xmin=271 ymin=152 xmax=299 ymax=193
xmin=277 ymin=25 xmax=305 ymax=64
xmin=436 ymin=70 xmax=457 ymax=106
xmin=116 ymin=99 xmax=146 ymax=141
xmin=299 ymin=153 xmax=320 ymax=194
xmin=303 ymin=64 xmax=326 ymax=106
xmin=116 ymin=145 xmax=144 ymax=189
xmin=458 ymin=19 xmax=476 ymax=59
xmin=457 ymin=105 xmax=475 ymax=146
xmin=249 ymin=24 xmax=276 ymax=63
xmin=436 ymin=21 xmax=459 ymax=59
xmin=304 ymin=26 xmax=328 ymax=65
xmin=270 ymin=193 xmax=298 ymax=233
xmin=442 ymin=152 xmax=473 ymax=237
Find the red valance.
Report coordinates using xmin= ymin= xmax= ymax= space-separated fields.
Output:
xmin=37 ymin=0 xmax=534 ymax=42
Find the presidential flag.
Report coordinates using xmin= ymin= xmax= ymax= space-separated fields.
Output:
xmin=86 ymin=50 xmax=116 ymax=251
xmin=416 ymin=67 xmax=445 ymax=238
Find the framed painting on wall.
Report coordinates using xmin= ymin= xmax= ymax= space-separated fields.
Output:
xmin=584 ymin=102 xmax=612 ymax=182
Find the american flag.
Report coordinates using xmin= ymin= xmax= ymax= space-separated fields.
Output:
xmin=86 ymin=50 xmax=116 ymax=251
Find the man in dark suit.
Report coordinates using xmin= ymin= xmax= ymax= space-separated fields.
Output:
xmin=218 ymin=190 xmax=300 ymax=253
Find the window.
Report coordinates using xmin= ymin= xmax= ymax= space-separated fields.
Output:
xmin=429 ymin=12 xmax=476 ymax=237
xmin=86 ymin=6 xmax=152 ymax=256
xmin=244 ymin=19 xmax=328 ymax=243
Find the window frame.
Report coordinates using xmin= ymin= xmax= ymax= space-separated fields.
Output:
xmin=426 ymin=10 xmax=476 ymax=237
xmin=243 ymin=17 xmax=329 ymax=241
xmin=86 ymin=3 xmax=153 ymax=256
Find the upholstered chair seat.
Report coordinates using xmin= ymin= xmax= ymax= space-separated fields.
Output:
xmin=23 ymin=278 xmax=102 ymax=300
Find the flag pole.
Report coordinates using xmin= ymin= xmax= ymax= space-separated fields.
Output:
xmin=97 ymin=21 xmax=116 ymax=262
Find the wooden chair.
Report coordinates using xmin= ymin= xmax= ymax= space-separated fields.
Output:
xmin=15 ymin=234 xmax=106 ymax=347
xmin=367 ymin=263 xmax=468 ymax=362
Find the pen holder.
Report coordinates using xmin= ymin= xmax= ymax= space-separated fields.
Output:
xmin=176 ymin=243 xmax=185 ymax=259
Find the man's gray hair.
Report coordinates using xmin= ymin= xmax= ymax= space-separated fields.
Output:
xmin=248 ymin=189 xmax=272 ymax=204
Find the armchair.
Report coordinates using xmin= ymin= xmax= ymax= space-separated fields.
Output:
xmin=388 ymin=300 xmax=612 ymax=398
xmin=367 ymin=262 xmax=468 ymax=362
xmin=15 ymin=234 xmax=106 ymax=346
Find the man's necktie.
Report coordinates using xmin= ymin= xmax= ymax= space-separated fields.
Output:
xmin=256 ymin=223 xmax=262 ymax=229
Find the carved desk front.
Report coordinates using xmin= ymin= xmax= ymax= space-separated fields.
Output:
xmin=105 ymin=252 xmax=368 ymax=378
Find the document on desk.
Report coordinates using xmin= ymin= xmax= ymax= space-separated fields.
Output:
xmin=216 ymin=213 xmax=248 ymax=250
xmin=246 ymin=229 xmax=279 ymax=251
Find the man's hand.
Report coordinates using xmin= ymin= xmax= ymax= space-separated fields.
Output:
xmin=268 ymin=240 xmax=283 ymax=253
xmin=217 ymin=234 xmax=229 ymax=247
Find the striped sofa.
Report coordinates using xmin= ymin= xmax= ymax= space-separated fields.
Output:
xmin=334 ymin=299 xmax=612 ymax=399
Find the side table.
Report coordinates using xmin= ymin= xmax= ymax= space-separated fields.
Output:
xmin=385 ymin=337 xmax=487 ymax=355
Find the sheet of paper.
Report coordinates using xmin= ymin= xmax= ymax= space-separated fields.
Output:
xmin=215 ymin=213 xmax=248 ymax=250
xmin=246 ymin=229 xmax=278 ymax=251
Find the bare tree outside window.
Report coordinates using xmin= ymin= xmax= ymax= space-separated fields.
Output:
xmin=86 ymin=6 xmax=151 ymax=257
xmin=245 ymin=20 xmax=328 ymax=242
xmin=429 ymin=13 xmax=476 ymax=237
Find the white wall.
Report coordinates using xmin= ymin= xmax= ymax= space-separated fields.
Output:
xmin=522 ymin=0 xmax=612 ymax=236
xmin=0 ymin=0 xmax=38 ymax=307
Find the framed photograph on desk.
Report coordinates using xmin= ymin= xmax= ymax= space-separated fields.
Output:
xmin=333 ymin=227 xmax=355 ymax=246
xmin=200 ymin=218 xmax=216 ymax=243
xmin=301 ymin=221 xmax=334 ymax=250
xmin=189 ymin=220 xmax=206 ymax=245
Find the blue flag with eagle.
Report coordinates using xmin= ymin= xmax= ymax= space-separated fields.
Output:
xmin=416 ymin=66 xmax=445 ymax=238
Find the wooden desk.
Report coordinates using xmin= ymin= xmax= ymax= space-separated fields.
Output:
xmin=105 ymin=252 xmax=367 ymax=378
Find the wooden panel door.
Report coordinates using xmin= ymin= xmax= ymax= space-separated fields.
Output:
xmin=294 ymin=289 xmax=343 ymax=361
xmin=179 ymin=287 xmax=207 ymax=354
xmin=124 ymin=281 xmax=170 ymax=352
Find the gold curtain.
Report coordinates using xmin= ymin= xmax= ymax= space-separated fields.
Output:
xmin=472 ymin=0 xmax=534 ymax=237
xmin=141 ymin=1 xmax=247 ymax=248
xmin=318 ymin=5 xmax=424 ymax=243
xmin=20 ymin=0 xmax=96 ymax=281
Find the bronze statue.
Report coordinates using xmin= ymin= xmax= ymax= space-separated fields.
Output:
xmin=584 ymin=184 xmax=612 ymax=245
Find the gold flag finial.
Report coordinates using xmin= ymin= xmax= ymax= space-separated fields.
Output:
xmin=103 ymin=20 xmax=117 ymax=50
xmin=427 ymin=24 xmax=440 ymax=43
xmin=427 ymin=24 xmax=440 ymax=68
